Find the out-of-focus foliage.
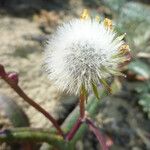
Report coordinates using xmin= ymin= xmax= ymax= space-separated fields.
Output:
xmin=135 ymin=82 xmax=150 ymax=118
xmin=139 ymin=93 xmax=150 ymax=118
xmin=119 ymin=2 xmax=150 ymax=118
xmin=0 ymin=94 xmax=29 ymax=127
xmin=117 ymin=2 xmax=150 ymax=53
xmin=104 ymin=0 xmax=150 ymax=118
xmin=103 ymin=0 xmax=127 ymax=12
xmin=128 ymin=59 xmax=150 ymax=80
xmin=104 ymin=1 xmax=150 ymax=53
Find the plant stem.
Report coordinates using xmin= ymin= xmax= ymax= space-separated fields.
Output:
xmin=65 ymin=92 xmax=94 ymax=141
xmin=1 ymin=76 xmax=64 ymax=138
xmin=79 ymin=93 xmax=85 ymax=119
xmin=0 ymin=128 xmax=64 ymax=147
xmin=62 ymin=90 xmax=107 ymax=144
xmin=86 ymin=118 xmax=109 ymax=150
xmin=65 ymin=118 xmax=83 ymax=141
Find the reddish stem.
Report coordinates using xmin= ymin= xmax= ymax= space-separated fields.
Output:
xmin=86 ymin=118 xmax=109 ymax=150
xmin=0 ymin=64 xmax=6 ymax=77
xmin=1 ymin=74 xmax=64 ymax=138
xmin=65 ymin=118 xmax=83 ymax=141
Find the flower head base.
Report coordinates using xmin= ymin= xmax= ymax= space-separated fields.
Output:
xmin=44 ymin=10 xmax=131 ymax=97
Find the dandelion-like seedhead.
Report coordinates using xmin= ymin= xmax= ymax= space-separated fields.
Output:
xmin=44 ymin=10 xmax=130 ymax=97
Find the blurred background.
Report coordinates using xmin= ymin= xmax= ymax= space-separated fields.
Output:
xmin=0 ymin=0 xmax=150 ymax=149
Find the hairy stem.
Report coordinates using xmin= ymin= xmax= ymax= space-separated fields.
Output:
xmin=1 ymin=75 xmax=64 ymax=137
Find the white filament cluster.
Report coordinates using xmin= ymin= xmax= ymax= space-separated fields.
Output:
xmin=44 ymin=19 xmax=125 ymax=95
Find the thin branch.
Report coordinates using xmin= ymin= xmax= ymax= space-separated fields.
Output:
xmin=65 ymin=117 xmax=83 ymax=141
xmin=0 ymin=65 xmax=64 ymax=137
xmin=4 ymin=79 xmax=64 ymax=137
xmin=86 ymin=118 xmax=109 ymax=150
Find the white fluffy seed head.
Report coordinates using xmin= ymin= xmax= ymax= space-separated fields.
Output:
xmin=44 ymin=17 xmax=130 ymax=96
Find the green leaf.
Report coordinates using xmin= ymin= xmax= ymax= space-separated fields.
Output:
xmin=139 ymin=93 xmax=150 ymax=118
xmin=99 ymin=78 xmax=112 ymax=94
xmin=103 ymin=0 xmax=127 ymax=12
xmin=133 ymin=82 xmax=150 ymax=118
xmin=114 ymin=33 xmax=126 ymax=42
xmin=0 ymin=94 xmax=29 ymax=127
xmin=116 ymin=2 xmax=150 ymax=53
xmin=110 ymin=78 xmax=121 ymax=94
xmin=128 ymin=59 xmax=150 ymax=79
xmin=135 ymin=83 xmax=150 ymax=94
xmin=91 ymin=81 xmax=100 ymax=99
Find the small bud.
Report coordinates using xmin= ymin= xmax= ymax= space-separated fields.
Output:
xmin=7 ymin=72 xmax=19 ymax=85
xmin=0 ymin=64 xmax=6 ymax=77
